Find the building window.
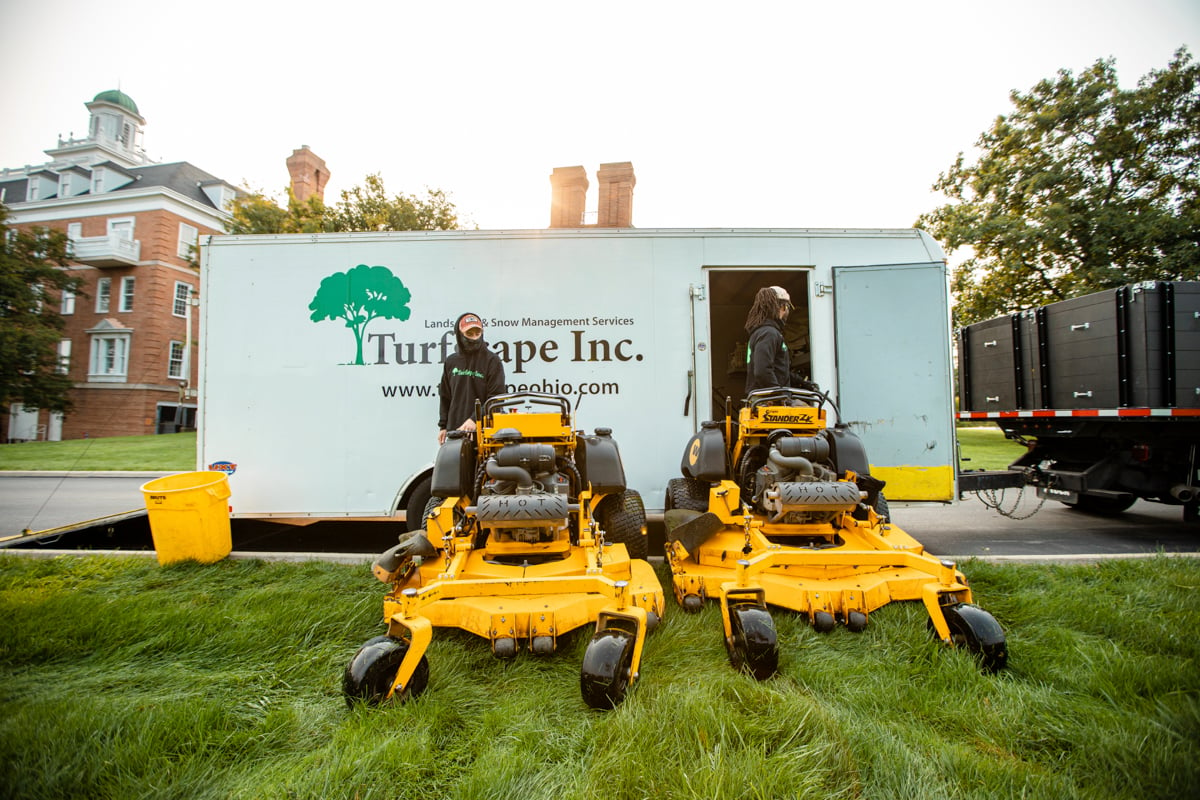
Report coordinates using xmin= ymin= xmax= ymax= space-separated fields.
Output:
xmin=108 ymin=218 xmax=134 ymax=240
xmin=61 ymin=290 xmax=76 ymax=315
xmin=173 ymin=282 xmax=192 ymax=317
xmin=177 ymin=223 xmax=198 ymax=259
xmin=119 ymin=276 xmax=135 ymax=312
xmin=58 ymin=339 xmax=72 ymax=374
xmin=168 ymin=341 xmax=186 ymax=379
xmin=89 ymin=333 xmax=129 ymax=381
xmin=96 ymin=278 xmax=111 ymax=313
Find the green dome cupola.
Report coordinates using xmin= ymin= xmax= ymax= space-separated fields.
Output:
xmin=92 ymin=89 xmax=140 ymax=116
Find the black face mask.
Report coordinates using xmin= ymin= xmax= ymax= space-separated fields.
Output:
xmin=460 ymin=334 xmax=483 ymax=354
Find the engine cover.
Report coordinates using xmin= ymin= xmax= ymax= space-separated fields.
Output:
xmin=765 ymin=481 xmax=861 ymax=514
xmin=474 ymin=493 xmax=569 ymax=526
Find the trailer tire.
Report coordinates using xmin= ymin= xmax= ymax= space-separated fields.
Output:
xmin=596 ymin=489 xmax=648 ymax=560
xmin=1063 ymin=493 xmax=1136 ymax=515
xmin=404 ymin=474 xmax=433 ymax=528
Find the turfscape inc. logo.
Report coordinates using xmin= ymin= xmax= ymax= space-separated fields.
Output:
xmin=309 ymin=264 xmax=412 ymax=365
xmin=207 ymin=461 xmax=238 ymax=475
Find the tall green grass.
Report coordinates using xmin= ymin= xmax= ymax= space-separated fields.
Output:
xmin=1 ymin=555 xmax=1196 ymax=799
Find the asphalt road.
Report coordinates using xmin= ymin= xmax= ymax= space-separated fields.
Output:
xmin=2 ymin=473 xmax=1197 ymax=559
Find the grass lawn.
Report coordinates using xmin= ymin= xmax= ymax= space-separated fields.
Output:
xmin=0 ymin=428 xmax=1023 ymax=474
xmin=1 ymin=554 xmax=1197 ymax=799
xmin=0 ymin=431 xmax=197 ymax=472
xmin=956 ymin=424 xmax=1028 ymax=471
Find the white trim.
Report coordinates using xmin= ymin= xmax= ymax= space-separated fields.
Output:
xmin=5 ymin=184 xmax=231 ymax=229
xmin=88 ymin=330 xmax=131 ymax=381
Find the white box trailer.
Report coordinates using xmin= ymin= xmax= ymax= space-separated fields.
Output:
xmin=197 ymin=228 xmax=956 ymax=521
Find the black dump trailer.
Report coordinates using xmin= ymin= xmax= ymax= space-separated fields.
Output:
xmin=958 ymin=281 xmax=1200 ymax=520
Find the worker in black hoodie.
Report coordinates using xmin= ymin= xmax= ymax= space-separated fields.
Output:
xmin=438 ymin=312 xmax=507 ymax=444
xmin=743 ymin=286 xmax=793 ymax=396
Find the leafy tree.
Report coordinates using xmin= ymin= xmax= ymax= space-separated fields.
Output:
xmin=325 ymin=174 xmax=459 ymax=232
xmin=917 ymin=47 xmax=1200 ymax=325
xmin=226 ymin=189 xmax=326 ymax=235
xmin=228 ymin=174 xmax=459 ymax=234
xmin=308 ymin=264 xmax=412 ymax=365
xmin=0 ymin=206 xmax=84 ymax=414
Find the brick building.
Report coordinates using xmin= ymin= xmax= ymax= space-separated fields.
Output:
xmin=0 ymin=90 xmax=240 ymax=440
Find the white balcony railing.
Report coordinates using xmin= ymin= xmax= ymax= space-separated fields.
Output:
xmin=70 ymin=235 xmax=141 ymax=267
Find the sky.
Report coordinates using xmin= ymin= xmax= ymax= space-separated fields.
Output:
xmin=1 ymin=0 xmax=1197 ymax=234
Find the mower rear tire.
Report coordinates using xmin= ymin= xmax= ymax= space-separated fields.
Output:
xmin=726 ymin=605 xmax=778 ymax=680
xmin=596 ymin=489 xmax=649 ymax=560
xmin=581 ymin=628 xmax=636 ymax=709
xmin=666 ymin=477 xmax=709 ymax=512
xmin=343 ymin=635 xmax=429 ymax=707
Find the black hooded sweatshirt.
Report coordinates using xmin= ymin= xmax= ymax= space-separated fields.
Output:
xmin=744 ymin=318 xmax=790 ymax=396
xmin=438 ymin=312 xmax=507 ymax=432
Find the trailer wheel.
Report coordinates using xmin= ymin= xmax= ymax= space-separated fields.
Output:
xmin=596 ymin=489 xmax=649 ymax=560
xmin=1062 ymin=492 xmax=1136 ymax=515
xmin=343 ymin=635 xmax=429 ymax=707
xmin=404 ymin=474 xmax=433 ymax=528
xmin=726 ymin=605 xmax=778 ymax=680
xmin=580 ymin=628 xmax=635 ymax=709
xmin=666 ymin=477 xmax=709 ymax=512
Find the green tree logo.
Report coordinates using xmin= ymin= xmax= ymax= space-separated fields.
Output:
xmin=309 ymin=264 xmax=412 ymax=365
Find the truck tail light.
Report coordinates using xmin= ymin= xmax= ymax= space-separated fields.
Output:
xmin=1131 ymin=444 xmax=1152 ymax=463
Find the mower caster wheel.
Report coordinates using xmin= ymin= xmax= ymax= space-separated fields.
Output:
xmin=493 ymin=637 xmax=517 ymax=659
xmin=581 ymin=629 xmax=636 ymax=710
xmin=813 ymin=611 xmax=836 ymax=634
xmin=646 ymin=611 xmax=660 ymax=633
xmin=343 ymin=635 xmax=429 ymax=708
xmin=531 ymin=636 xmax=555 ymax=655
xmin=727 ymin=605 xmax=778 ymax=680
xmin=682 ymin=594 xmax=704 ymax=613
xmin=846 ymin=611 xmax=868 ymax=633
xmin=942 ymin=603 xmax=1008 ymax=673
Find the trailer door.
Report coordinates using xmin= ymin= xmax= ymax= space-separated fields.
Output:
xmin=832 ymin=262 xmax=954 ymax=502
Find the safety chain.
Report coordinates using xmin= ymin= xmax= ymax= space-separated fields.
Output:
xmin=976 ymin=485 xmax=1047 ymax=520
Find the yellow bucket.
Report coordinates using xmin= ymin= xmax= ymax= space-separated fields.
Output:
xmin=140 ymin=471 xmax=232 ymax=565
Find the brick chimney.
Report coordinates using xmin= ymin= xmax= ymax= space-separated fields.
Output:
xmin=596 ymin=162 xmax=635 ymax=227
xmin=287 ymin=145 xmax=329 ymax=203
xmin=549 ymin=166 xmax=589 ymax=228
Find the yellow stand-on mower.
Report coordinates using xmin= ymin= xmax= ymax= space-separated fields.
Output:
xmin=664 ymin=387 xmax=1007 ymax=679
xmin=344 ymin=392 xmax=665 ymax=710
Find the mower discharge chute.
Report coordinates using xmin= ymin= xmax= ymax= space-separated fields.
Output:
xmin=665 ymin=387 xmax=1007 ymax=679
xmin=344 ymin=392 xmax=665 ymax=710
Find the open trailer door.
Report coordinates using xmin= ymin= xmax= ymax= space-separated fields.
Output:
xmin=832 ymin=262 xmax=955 ymax=502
